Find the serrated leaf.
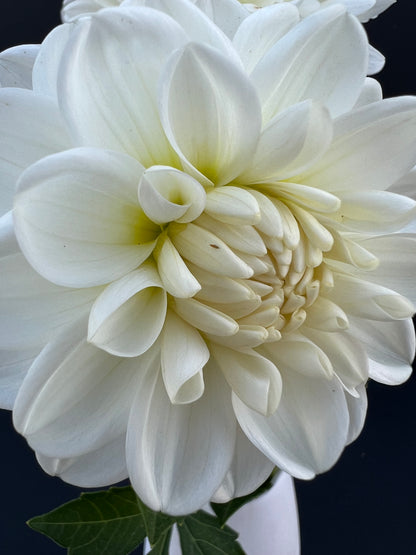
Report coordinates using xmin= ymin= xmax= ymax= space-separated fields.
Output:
xmin=178 ymin=510 xmax=245 ymax=555
xmin=27 ymin=486 xmax=145 ymax=555
xmin=148 ymin=526 xmax=173 ymax=554
xmin=136 ymin=497 xmax=176 ymax=547
xmin=210 ymin=472 xmax=275 ymax=527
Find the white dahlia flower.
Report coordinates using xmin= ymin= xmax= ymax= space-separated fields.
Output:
xmin=1 ymin=1 xmax=415 ymax=515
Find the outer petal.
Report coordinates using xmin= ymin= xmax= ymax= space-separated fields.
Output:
xmin=61 ymin=0 xmax=119 ymax=21
xmin=353 ymin=77 xmax=382 ymax=109
xmin=251 ymin=6 xmax=368 ymax=121
xmin=14 ymin=148 xmax=158 ymax=288
xmin=192 ymin=0 xmax=248 ymax=39
xmin=13 ymin=318 xmax=142 ymax=458
xmin=212 ymin=425 xmax=274 ymax=503
xmin=159 ymin=42 xmax=262 ymax=186
xmin=233 ymin=369 xmax=350 ymax=479
xmin=59 ymin=7 xmax=187 ymax=167
xmin=36 ymin=434 xmax=128 ymax=487
xmin=88 ymin=263 xmax=167 ymax=357
xmin=301 ymin=97 xmax=416 ymax=192
xmin=358 ymin=0 xmax=395 ymax=21
xmin=0 ymin=87 xmax=72 ymax=216
xmin=126 ymin=360 xmax=236 ymax=515
xmin=0 ymin=45 xmax=39 ymax=89
xmin=345 ymin=384 xmax=368 ymax=445
xmin=0 ymin=347 xmax=40 ymax=409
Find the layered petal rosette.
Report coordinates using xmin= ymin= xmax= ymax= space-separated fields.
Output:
xmin=1 ymin=1 xmax=416 ymax=515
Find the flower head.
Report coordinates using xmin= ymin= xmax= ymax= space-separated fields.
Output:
xmin=1 ymin=1 xmax=415 ymax=515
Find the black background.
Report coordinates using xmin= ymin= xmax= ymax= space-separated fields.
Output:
xmin=0 ymin=1 xmax=415 ymax=554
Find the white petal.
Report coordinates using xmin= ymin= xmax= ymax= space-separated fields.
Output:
xmin=212 ymin=426 xmax=274 ymax=502
xmin=161 ymin=310 xmax=208 ymax=404
xmin=205 ymin=186 xmax=260 ymax=225
xmin=126 ymin=360 xmax=236 ymax=515
xmin=138 ymin=166 xmax=206 ymax=224
xmin=0 ymin=347 xmax=40 ymax=409
xmin=212 ymin=345 xmax=282 ymax=416
xmin=0 ymin=87 xmax=72 ymax=216
xmin=171 ymin=223 xmax=253 ymax=278
xmin=304 ymin=297 xmax=349 ymax=332
xmin=301 ymin=97 xmax=416 ymax=192
xmin=155 ymin=236 xmax=201 ymax=298
xmin=159 ymin=42 xmax=261 ymax=186
xmin=233 ymin=4 xmax=300 ymax=74
xmin=13 ymin=318 xmax=142 ymax=458
xmin=353 ymin=77 xmax=382 ymax=109
xmin=358 ymin=0 xmax=395 ymax=21
xmin=240 ymin=100 xmax=333 ymax=183
xmin=192 ymin=0 xmax=248 ymax=39
xmin=36 ymin=433 xmax=128 ymax=487
xmin=172 ymin=297 xmax=239 ymax=336
xmin=88 ymin=263 xmax=167 ymax=357
xmin=367 ymin=45 xmax=385 ymax=75
xmin=14 ymin=148 xmax=158 ymax=288
xmin=349 ymin=316 xmax=415 ymax=385
xmin=0 ymin=44 xmax=39 ymax=88
xmin=59 ymin=7 xmax=187 ymax=166
xmin=251 ymin=6 xmax=367 ymax=121
xmin=345 ymin=384 xmax=367 ymax=445
xmin=233 ymin=370 xmax=350 ymax=479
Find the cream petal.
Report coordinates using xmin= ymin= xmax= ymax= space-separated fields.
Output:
xmin=159 ymin=42 xmax=261 ymax=186
xmin=172 ymin=297 xmax=239 ymax=336
xmin=301 ymin=97 xmax=416 ymax=192
xmin=126 ymin=361 xmax=236 ymax=515
xmin=59 ymin=7 xmax=187 ymax=166
xmin=233 ymin=4 xmax=300 ymax=74
xmin=212 ymin=425 xmax=274 ymax=503
xmin=0 ymin=44 xmax=39 ymax=89
xmin=161 ymin=310 xmax=208 ymax=404
xmin=88 ymin=263 xmax=167 ymax=357
xmin=240 ymin=100 xmax=333 ymax=183
xmin=14 ymin=148 xmax=158 ymax=288
xmin=155 ymin=236 xmax=201 ymax=298
xmin=233 ymin=370 xmax=350 ymax=479
xmin=36 ymin=433 xmax=128 ymax=487
xmin=0 ymin=87 xmax=72 ymax=216
xmin=13 ymin=318 xmax=142 ymax=458
xmin=251 ymin=6 xmax=367 ymax=121
xmin=304 ymin=297 xmax=349 ymax=332
xmin=212 ymin=344 xmax=282 ymax=416
xmin=205 ymin=186 xmax=260 ymax=225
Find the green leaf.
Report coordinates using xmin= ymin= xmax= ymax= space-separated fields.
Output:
xmin=148 ymin=526 xmax=173 ymax=554
xmin=210 ymin=471 xmax=276 ymax=527
xmin=27 ymin=486 xmax=145 ymax=555
xmin=178 ymin=511 xmax=245 ymax=555
xmin=136 ymin=497 xmax=176 ymax=547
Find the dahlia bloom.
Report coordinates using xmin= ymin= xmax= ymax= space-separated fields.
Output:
xmin=1 ymin=1 xmax=416 ymax=515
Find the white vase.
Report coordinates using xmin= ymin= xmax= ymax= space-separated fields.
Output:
xmin=144 ymin=471 xmax=300 ymax=554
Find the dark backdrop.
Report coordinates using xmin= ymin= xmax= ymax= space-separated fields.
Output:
xmin=0 ymin=1 xmax=415 ymax=554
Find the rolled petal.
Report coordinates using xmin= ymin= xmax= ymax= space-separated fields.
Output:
xmin=0 ymin=44 xmax=39 ymax=88
xmin=233 ymin=371 xmax=350 ymax=479
xmin=13 ymin=318 xmax=143 ymax=458
xmin=59 ymin=7 xmax=187 ymax=166
xmin=212 ymin=425 xmax=274 ymax=503
xmin=88 ymin=263 xmax=167 ymax=357
xmin=211 ymin=344 xmax=282 ymax=416
xmin=205 ymin=186 xmax=260 ymax=225
xmin=301 ymin=97 xmax=416 ymax=192
xmin=304 ymin=297 xmax=349 ymax=332
xmin=159 ymin=42 xmax=261 ymax=186
xmin=161 ymin=310 xmax=208 ymax=404
xmin=239 ymin=100 xmax=333 ymax=183
xmin=126 ymin=361 xmax=236 ymax=515
xmin=0 ymin=87 xmax=72 ymax=216
xmin=172 ymin=297 xmax=239 ymax=336
xmin=251 ymin=6 xmax=368 ymax=121
xmin=36 ymin=433 xmax=128 ymax=487
xmin=14 ymin=148 xmax=158 ymax=288
xmin=138 ymin=166 xmax=206 ymax=224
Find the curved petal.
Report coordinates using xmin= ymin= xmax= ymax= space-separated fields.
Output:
xmin=59 ymin=7 xmax=187 ymax=166
xmin=251 ymin=6 xmax=368 ymax=121
xmin=13 ymin=318 xmax=144 ymax=458
xmin=0 ymin=347 xmax=40 ymax=410
xmin=14 ymin=148 xmax=158 ymax=288
xmin=161 ymin=310 xmax=208 ymax=404
xmin=352 ymin=77 xmax=382 ymax=109
xmin=212 ymin=425 xmax=274 ymax=503
xmin=0 ymin=44 xmax=39 ymax=89
xmin=233 ymin=370 xmax=350 ymax=479
xmin=88 ymin=263 xmax=167 ymax=357
xmin=191 ymin=0 xmax=248 ymax=40
xmin=159 ymin=42 xmax=262 ymax=186
xmin=301 ymin=97 xmax=416 ymax=192
xmin=126 ymin=360 xmax=236 ymax=515
xmin=0 ymin=87 xmax=72 ymax=216
xmin=36 ymin=433 xmax=128 ymax=487
xmin=345 ymin=384 xmax=368 ymax=445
